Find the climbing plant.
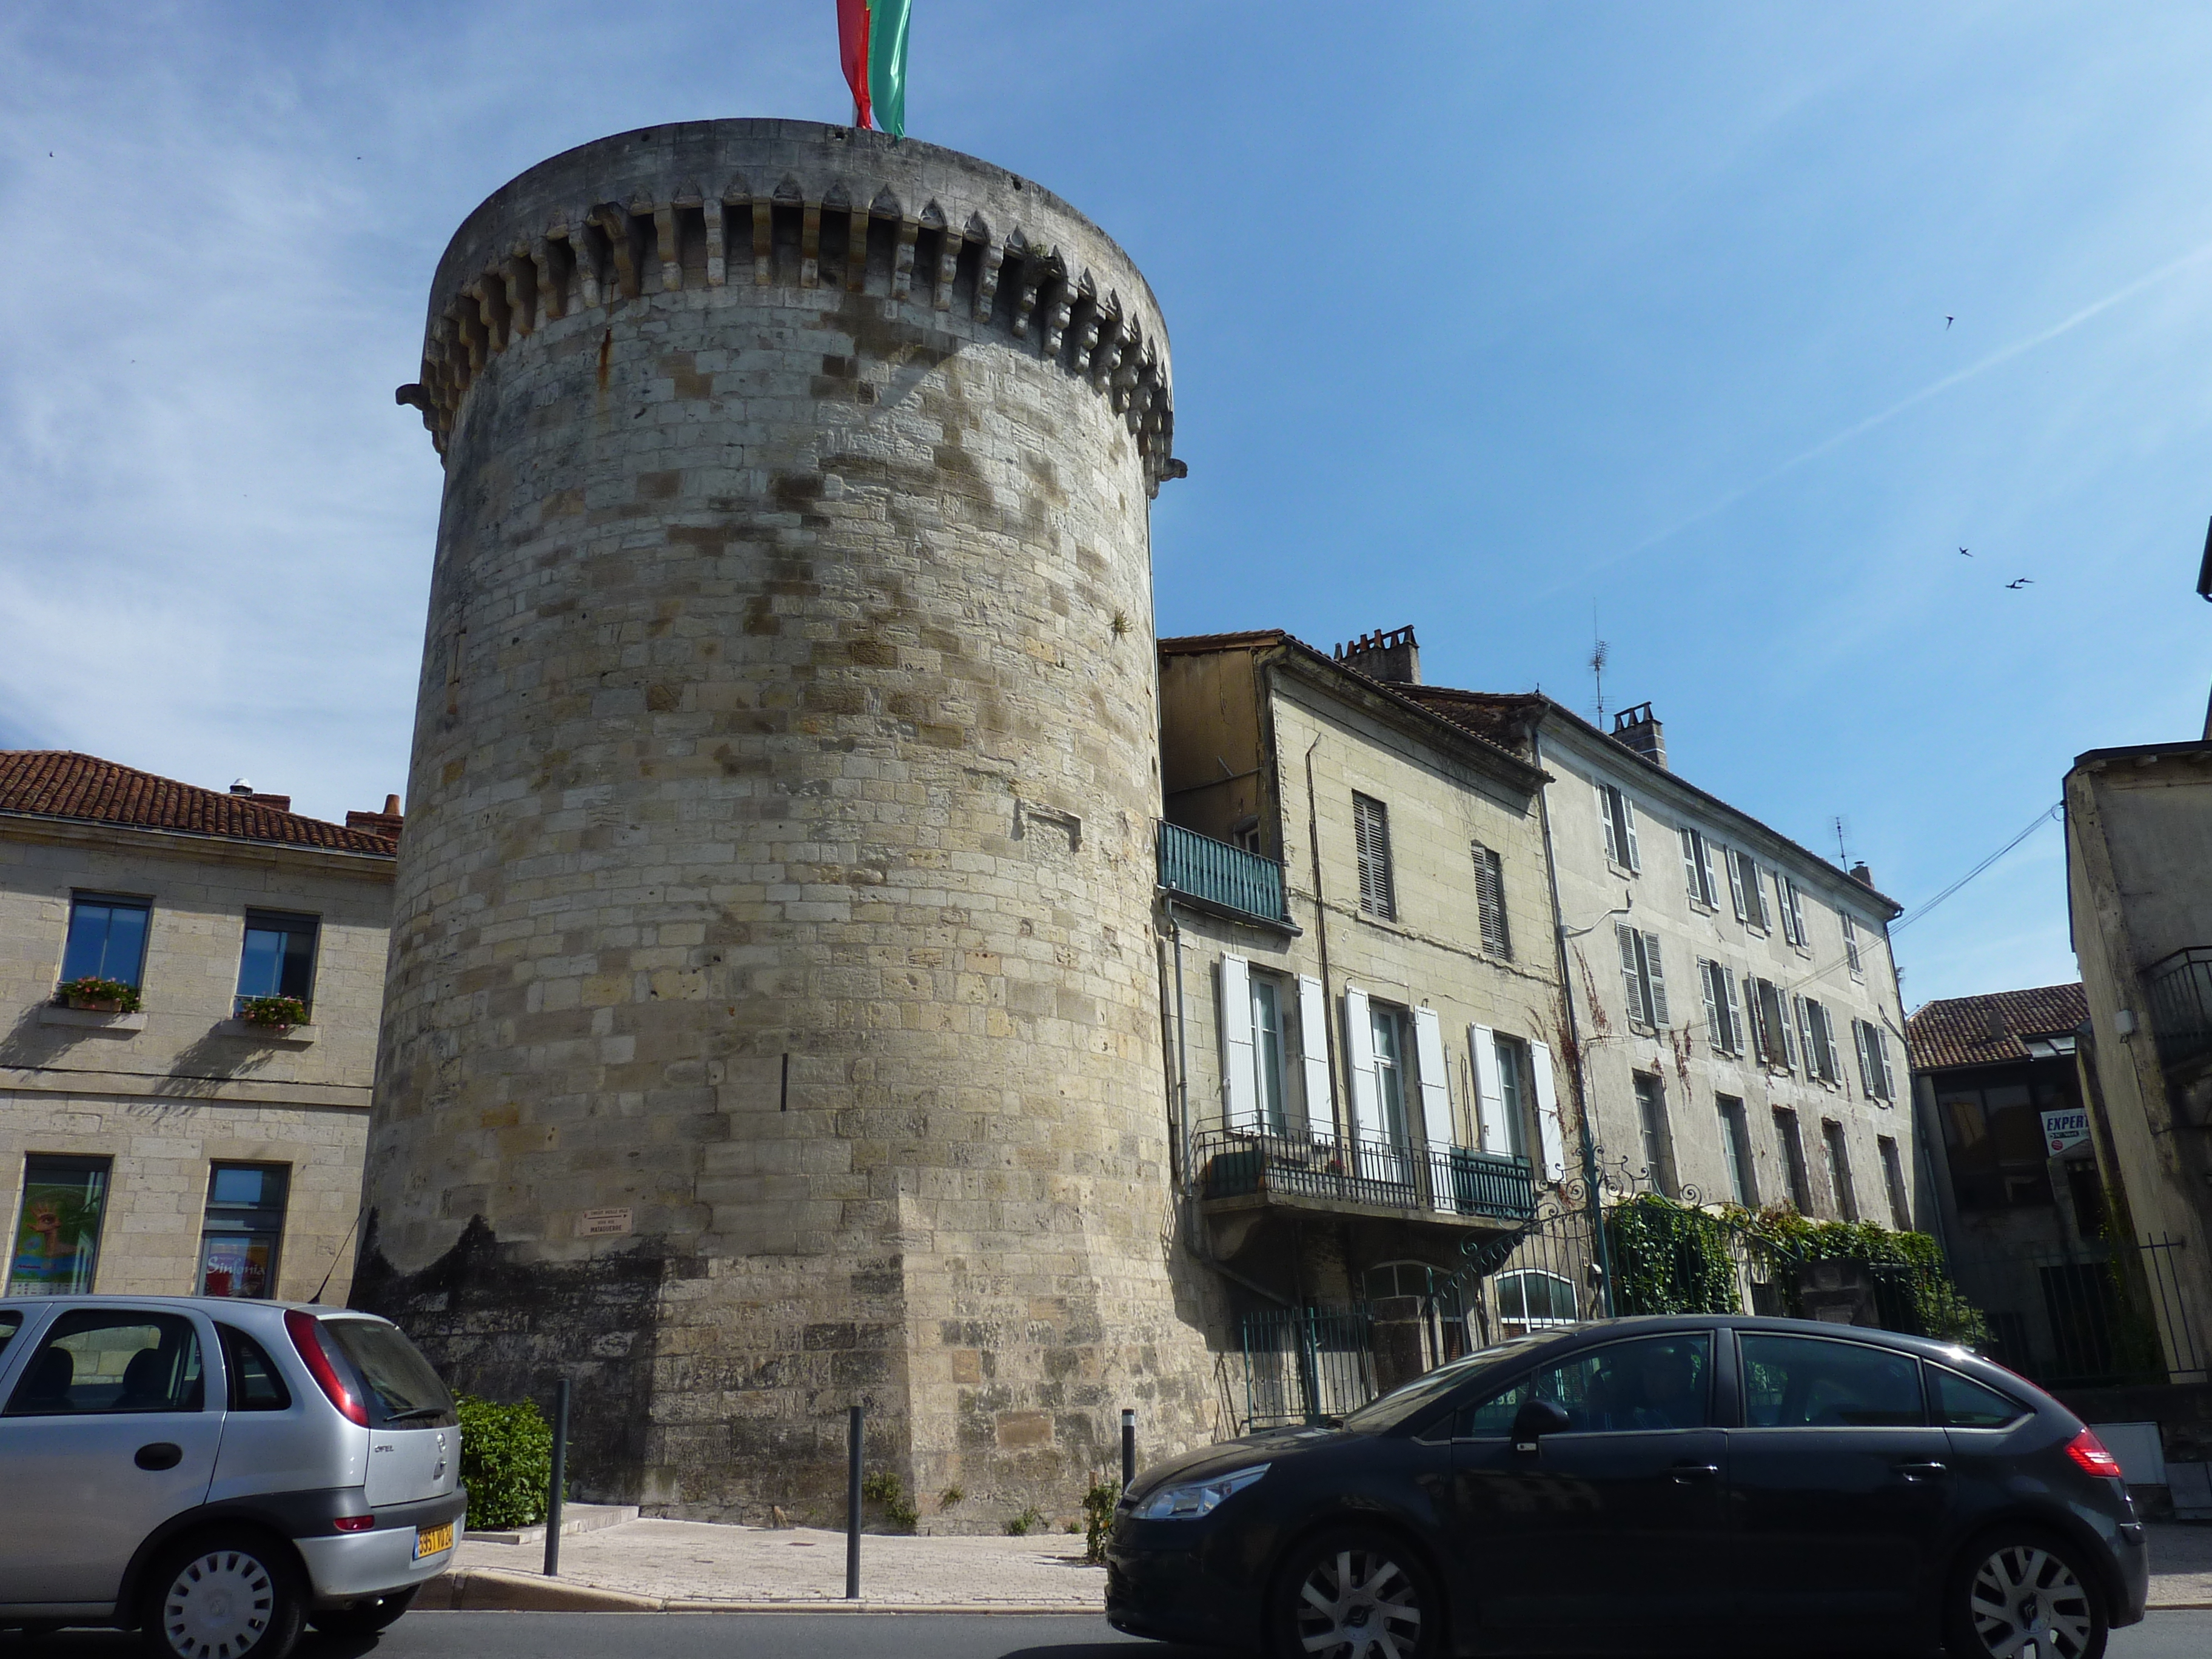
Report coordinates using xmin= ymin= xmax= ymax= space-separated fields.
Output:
xmin=1603 ymin=1195 xmax=1742 ymax=1316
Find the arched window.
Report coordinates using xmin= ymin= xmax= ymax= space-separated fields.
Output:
xmin=1494 ymin=1269 xmax=1578 ymax=1336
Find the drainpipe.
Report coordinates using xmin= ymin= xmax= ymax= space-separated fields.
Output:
xmin=1167 ymin=898 xmax=1193 ymax=1199
xmin=1304 ymin=736 xmax=1347 ymax=1149
xmin=1531 ymin=722 xmax=1617 ymax=1316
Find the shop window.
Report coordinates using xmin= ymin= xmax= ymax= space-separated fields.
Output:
xmin=198 ymin=1164 xmax=289 ymax=1299
xmin=7 ymin=1156 xmax=112 ymax=1295
xmin=60 ymin=893 xmax=151 ymax=989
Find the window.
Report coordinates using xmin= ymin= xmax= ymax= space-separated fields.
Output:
xmin=1740 ymin=1333 xmax=1921 ymax=1428
xmin=1597 ymin=783 xmax=1641 ymax=873
xmin=1822 ymin=1121 xmax=1859 ymax=1220
xmin=1617 ymin=925 xmax=1671 ymax=1029
xmin=1853 ymin=1019 xmax=1897 ymax=1101
xmin=1727 ymin=850 xmax=1769 ymax=930
xmin=1774 ymin=1108 xmax=1813 ymax=1213
xmin=0 ymin=1312 xmax=21 ymax=1359
xmin=1937 ymin=1076 xmax=2060 ymax=1210
xmin=1493 ymin=1034 xmax=1529 ymax=1159
xmin=7 ymin=1156 xmax=111 ymax=1295
xmin=1878 ymin=1136 xmax=1911 ymax=1229
xmin=1352 ymin=793 xmax=1396 ymax=920
xmin=3 ymin=1308 xmax=204 ymax=1415
xmin=1460 ymin=1332 xmax=1712 ymax=1436
xmin=1798 ymin=997 xmax=1842 ymax=1085
xmin=218 ymin=1326 xmax=293 ymax=1411
xmin=1470 ymin=842 xmax=1511 ymax=958
xmin=1697 ymin=960 xmax=1745 ymax=1056
xmin=318 ymin=1318 xmax=456 ymax=1429
xmin=1931 ymin=1367 xmax=2026 ymax=1429
xmin=1370 ymin=1002 xmax=1410 ymax=1146
xmin=1779 ymin=877 xmax=1809 ymax=947
xmin=1634 ymin=1072 xmax=1676 ymax=1196
xmin=236 ymin=910 xmax=318 ymax=1013
xmin=1718 ymin=1095 xmax=1757 ymax=1205
xmin=1250 ymin=975 xmax=1289 ymax=1134
xmin=1679 ymin=826 xmax=1718 ymax=908
xmin=1493 ymin=1269 xmax=1580 ymax=1336
xmin=199 ymin=1164 xmax=290 ymax=1299
xmin=1747 ymin=977 xmax=1797 ymax=1071
xmin=59 ymin=892 xmax=152 ymax=989
xmin=1843 ymin=915 xmax=1863 ymax=977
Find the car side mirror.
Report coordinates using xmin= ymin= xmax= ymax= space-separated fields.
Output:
xmin=1511 ymin=1398 xmax=1571 ymax=1453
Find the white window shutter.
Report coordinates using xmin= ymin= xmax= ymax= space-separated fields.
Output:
xmin=1747 ymin=859 xmax=1768 ymax=930
xmin=1597 ymin=782 xmax=1617 ymax=863
xmin=1723 ymin=970 xmax=1745 ymax=1057
xmin=1794 ymin=996 xmax=1815 ymax=1079
xmin=1344 ymin=987 xmax=1381 ymax=1144
xmin=1875 ymin=1028 xmax=1896 ymax=1101
xmin=1622 ymin=797 xmax=1641 ymax=871
xmin=1642 ymin=930 xmax=1670 ymax=1027
xmin=1778 ymin=987 xmax=1800 ymax=1071
xmin=1413 ymin=1007 xmax=1454 ymax=1153
xmin=1698 ymin=837 xmax=1718 ymax=907
xmin=1529 ymin=1041 xmax=1567 ymax=1181
xmin=1618 ymin=923 xmax=1644 ymax=1024
xmin=1698 ymin=959 xmax=1721 ymax=1048
xmin=1470 ymin=1024 xmax=1507 ymax=1155
xmin=1218 ymin=954 xmax=1257 ymax=1131
xmin=1823 ymin=1008 xmax=1845 ymax=1088
xmin=1680 ymin=826 xmax=1701 ymax=902
xmin=1853 ymin=1021 xmax=1874 ymax=1097
xmin=1725 ymin=847 xmax=1748 ymax=919
xmin=1297 ymin=974 xmax=1333 ymax=1141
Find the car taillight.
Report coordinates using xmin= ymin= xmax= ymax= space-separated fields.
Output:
xmin=333 ymin=1515 xmax=375 ymax=1532
xmin=285 ymin=1309 xmax=368 ymax=1426
xmin=2065 ymin=1427 xmax=2123 ymax=1478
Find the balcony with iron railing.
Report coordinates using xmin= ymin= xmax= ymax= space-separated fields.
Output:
xmin=1157 ymin=820 xmax=1294 ymax=929
xmin=2147 ymin=945 xmax=2212 ymax=1077
xmin=1195 ymin=1128 xmax=1537 ymax=1226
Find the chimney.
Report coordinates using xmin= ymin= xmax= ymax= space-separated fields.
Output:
xmin=346 ymin=793 xmax=406 ymax=840
xmin=1610 ymin=703 xmax=1666 ymax=769
xmin=1849 ymin=860 xmax=1874 ymax=889
xmin=1334 ymin=625 xmax=1421 ymax=685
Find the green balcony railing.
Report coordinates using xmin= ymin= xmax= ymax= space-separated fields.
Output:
xmin=1157 ymin=820 xmax=1291 ymax=925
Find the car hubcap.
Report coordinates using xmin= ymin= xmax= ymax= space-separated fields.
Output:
xmin=1293 ymin=1545 xmax=1423 ymax=1659
xmin=162 ymin=1550 xmax=275 ymax=1658
xmin=1969 ymin=1544 xmax=2094 ymax=1659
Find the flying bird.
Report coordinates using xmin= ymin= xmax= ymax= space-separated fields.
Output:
xmin=2006 ymin=578 xmax=2033 ymax=589
xmin=1959 ymin=546 xmax=1971 ymax=556
xmin=1945 ymin=315 xmax=1955 ymax=329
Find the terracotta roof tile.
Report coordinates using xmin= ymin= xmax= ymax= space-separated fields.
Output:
xmin=1906 ymin=982 xmax=2087 ymax=1073
xmin=0 ymin=751 xmax=398 ymax=857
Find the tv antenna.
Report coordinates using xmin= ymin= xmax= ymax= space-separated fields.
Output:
xmin=1832 ymin=816 xmax=1850 ymax=865
xmin=1589 ymin=603 xmax=1609 ymax=721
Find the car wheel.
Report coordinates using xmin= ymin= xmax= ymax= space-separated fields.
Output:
xmin=1946 ymin=1530 xmax=2108 ymax=1659
xmin=309 ymin=1586 xmax=418 ymax=1638
xmin=1269 ymin=1525 xmax=1443 ymax=1659
xmin=140 ymin=1530 xmax=305 ymax=1659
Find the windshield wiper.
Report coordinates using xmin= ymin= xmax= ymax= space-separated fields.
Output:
xmin=383 ymin=1405 xmax=451 ymax=1424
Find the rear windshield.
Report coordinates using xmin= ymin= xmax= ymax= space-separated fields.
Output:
xmin=320 ymin=1318 xmax=455 ymax=1428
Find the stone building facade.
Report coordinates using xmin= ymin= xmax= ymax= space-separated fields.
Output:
xmin=1153 ymin=631 xmax=1569 ymax=1402
xmin=361 ymin=119 xmax=1207 ymax=1526
xmin=0 ymin=751 xmax=396 ymax=1304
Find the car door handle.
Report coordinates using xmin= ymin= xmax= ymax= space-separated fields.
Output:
xmin=136 ymin=1443 xmax=183 ymax=1472
xmin=1895 ymin=1460 xmax=1949 ymax=1481
xmin=1669 ymin=1463 xmax=1721 ymax=1483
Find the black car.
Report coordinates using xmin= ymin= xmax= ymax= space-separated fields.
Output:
xmin=1107 ymin=1315 xmax=2148 ymax=1659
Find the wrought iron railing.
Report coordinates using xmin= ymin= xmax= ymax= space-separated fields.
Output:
xmin=1195 ymin=1128 xmax=1536 ymax=1223
xmin=1238 ymin=1304 xmax=1376 ymax=1429
xmin=1945 ymin=1234 xmax=2205 ymax=1389
xmin=1156 ymin=820 xmax=1291 ymax=925
xmin=2146 ymin=946 xmax=2212 ymax=1076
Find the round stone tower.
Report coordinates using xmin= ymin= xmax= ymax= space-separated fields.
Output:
xmin=361 ymin=119 xmax=1210 ymax=1521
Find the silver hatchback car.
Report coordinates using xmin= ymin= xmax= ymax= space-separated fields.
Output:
xmin=0 ymin=1295 xmax=466 ymax=1658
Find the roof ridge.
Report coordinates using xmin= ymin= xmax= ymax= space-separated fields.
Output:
xmin=0 ymin=750 xmax=397 ymax=857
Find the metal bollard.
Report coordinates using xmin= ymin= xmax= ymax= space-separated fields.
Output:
xmin=1121 ymin=1408 xmax=1136 ymax=1491
xmin=845 ymin=1404 xmax=863 ymax=1600
xmin=544 ymin=1376 xmax=571 ymax=1578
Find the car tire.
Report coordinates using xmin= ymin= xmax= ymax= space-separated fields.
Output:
xmin=309 ymin=1586 xmax=419 ymax=1638
xmin=139 ymin=1530 xmax=306 ymax=1659
xmin=1267 ymin=1524 xmax=1444 ymax=1659
xmin=1945 ymin=1527 xmax=2109 ymax=1659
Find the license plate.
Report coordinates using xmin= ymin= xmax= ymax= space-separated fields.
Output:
xmin=414 ymin=1523 xmax=454 ymax=1560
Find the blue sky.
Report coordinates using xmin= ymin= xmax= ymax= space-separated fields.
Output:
xmin=2 ymin=2 xmax=2208 ymax=1008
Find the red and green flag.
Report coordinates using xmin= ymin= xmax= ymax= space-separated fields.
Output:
xmin=838 ymin=0 xmax=911 ymax=138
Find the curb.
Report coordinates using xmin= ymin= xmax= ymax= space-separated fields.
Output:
xmin=418 ymin=1567 xmax=1101 ymax=1615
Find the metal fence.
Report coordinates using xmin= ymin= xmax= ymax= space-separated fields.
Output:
xmin=1195 ymin=1128 xmax=1536 ymax=1224
xmin=1237 ymin=1305 xmax=1377 ymax=1429
xmin=1945 ymin=1235 xmax=2205 ymax=1389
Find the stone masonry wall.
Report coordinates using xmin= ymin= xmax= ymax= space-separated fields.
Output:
xmin=360 ymin=120 xmax=1213 ymax=1527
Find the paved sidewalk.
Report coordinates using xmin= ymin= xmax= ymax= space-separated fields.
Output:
xmin=420 ymin=1514 xmax=2212 ymax=1614
xmin=422 ymin=1518 xmax=1104 ymax=1612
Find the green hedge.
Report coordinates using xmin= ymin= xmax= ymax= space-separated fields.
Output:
xmin=455 ymin=1394 xmax=553 ymax=1530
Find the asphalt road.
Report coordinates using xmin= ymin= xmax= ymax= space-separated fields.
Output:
xmin=1 ymin=1611 xmax=2207 ymax=1659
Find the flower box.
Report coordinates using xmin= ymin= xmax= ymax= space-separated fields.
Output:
xmin=57 ymin=976 xmax=141 ymax=1014
xmin=236 ymin=994 xmax=310 ymax=1031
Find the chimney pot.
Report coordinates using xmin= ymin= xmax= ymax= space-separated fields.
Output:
xmin=1849 ymin=860 xmax=1874 ymax=888
xmin=1333 ymin=625 xmax=1421 ymax=685
xmin=1610 ymin=703 xmax=1666 ymax=770
xmin=384 ymin=794 xmax=401 ymax=815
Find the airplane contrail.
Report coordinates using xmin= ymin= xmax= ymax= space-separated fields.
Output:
xmin=1561 ymin=236 xmax=2212 ymax=581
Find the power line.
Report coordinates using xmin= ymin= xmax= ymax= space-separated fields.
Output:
xmin=1890 ymin=803 xmax=2063 ymax=934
